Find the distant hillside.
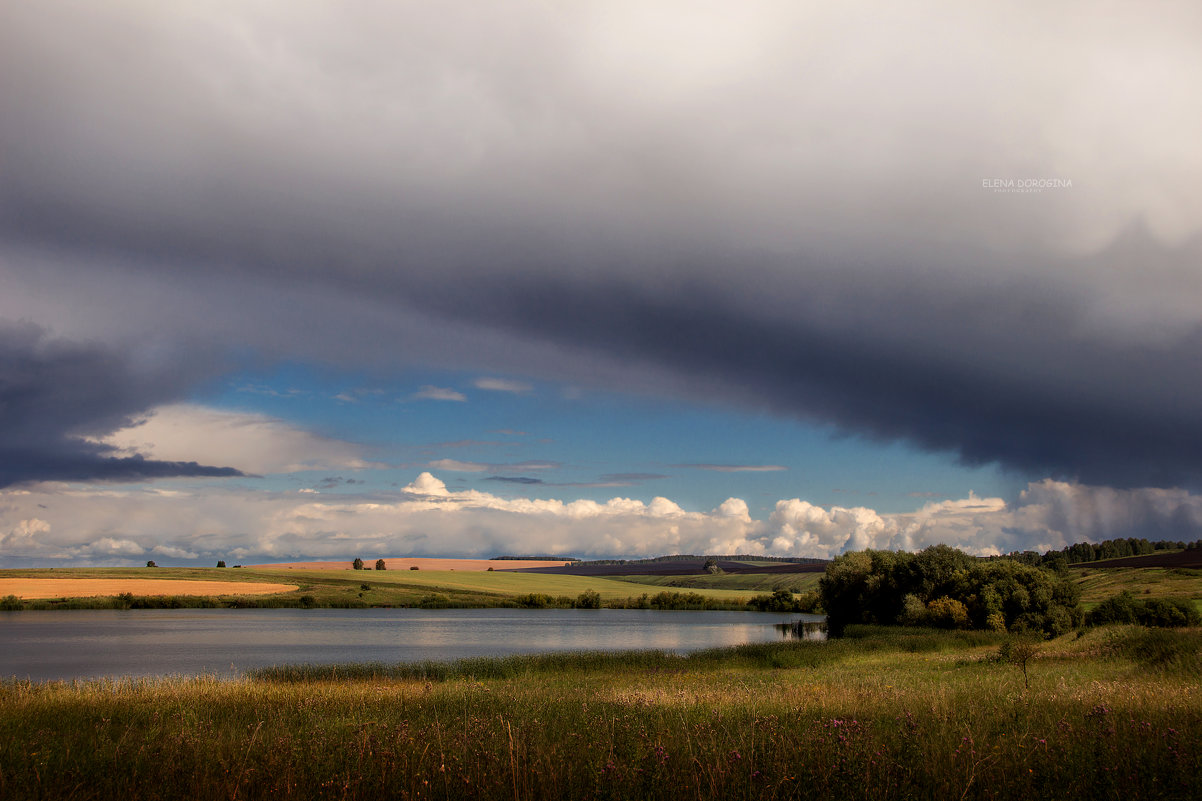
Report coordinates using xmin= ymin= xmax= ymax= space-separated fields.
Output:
xmin=1069 ymin=550 xmax=1202 ymax=570
xmin=514 ymin=555 xmax=827 ymax=577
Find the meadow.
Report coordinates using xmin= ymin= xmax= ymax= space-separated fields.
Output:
xmin=1 ymin=625 xmax=1199 ymax=800
xmin=1071 ymin=565 xmax=1202 ymax=608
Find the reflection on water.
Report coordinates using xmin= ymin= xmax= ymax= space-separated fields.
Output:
xmin=0 ymin=608 xmax=826 ymax=682
xmin=774 ymin=620 xmax=828 ymax=641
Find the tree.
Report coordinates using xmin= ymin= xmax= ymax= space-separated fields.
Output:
xmin=216 ymin=560 xmax=227 ymax=568
xmin=375 ymin=559 xmax=386 ymax=571
xmin=925 ymin=596 xmax=970 ymax=629
xmin=352 ymin=557 xmax=364 ymax=570
xmin=146 ymin=560 xmax=157 ymax=568
xmin=999 ymin=638 xmax=1039 ymax=689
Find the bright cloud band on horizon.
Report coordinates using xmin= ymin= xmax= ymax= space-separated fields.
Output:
xmin=2 ymin=473 xmax=1201 ymax=568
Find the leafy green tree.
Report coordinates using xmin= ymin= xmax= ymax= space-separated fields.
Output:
xmin=352 ymin=558 xmax=364 ymax=570
xmin=925 ymin=596 xmax=970 ymax=629
xmin=375 ymin=559 xmax=386 ymax=571
xmin=216 ymin=560 xmax=226 ymax=568
xmin=819 ymin=550 xmax=875 ymax=637
xmin=146 ymin=560 xmax=157 ymax=568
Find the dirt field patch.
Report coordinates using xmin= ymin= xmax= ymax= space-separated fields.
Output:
xmin=249 ymin=557 xmax=573 ymax=571
xmin=0 ymin=579 xmax=298 ymax=600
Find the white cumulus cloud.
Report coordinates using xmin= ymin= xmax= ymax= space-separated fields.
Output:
xmin=3 ymin=476 xmax=1202 ymax=567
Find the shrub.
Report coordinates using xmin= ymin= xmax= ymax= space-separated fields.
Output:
xmin=299 ymin=595 xmax=317 ymax=608
xmin=516 ymin=593 xmax=553 ymax=609
xmin=1090 ymin=591 xmax=1202 ymax=627
xmin=409 ymin=565 xmax=419 ymax=571
xmin=1140 ymin=598 xmax=1202 ymax=627
xmin=360 ymin=583 xmax=371 ymax=591
xmin=748 ymin=588 xmax=798 ymax=613
xmin=146 ymin=560 xmax=157 ymax=568
xmin=575 ymin=590 xmax=601 ymax=609
xmin=0 ymin=595 xmax=22 ymax=611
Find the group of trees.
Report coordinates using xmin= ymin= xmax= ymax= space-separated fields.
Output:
xmin=820 ymin=545 xmax=1083 ymax=637
xmin=352 ymin=558 xmax=387 ymax=570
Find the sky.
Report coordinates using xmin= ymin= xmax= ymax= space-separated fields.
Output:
xmin=2 ymin=1 xmax=1202 ymax=567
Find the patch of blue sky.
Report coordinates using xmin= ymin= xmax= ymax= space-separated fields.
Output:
xmin=195 ymin=363 xmax=1011 ymax=515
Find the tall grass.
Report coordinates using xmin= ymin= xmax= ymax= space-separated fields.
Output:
xmin=2 ymin=626 xmax=1200 ymax=799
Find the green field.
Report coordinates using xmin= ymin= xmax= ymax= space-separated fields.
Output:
xmin=611 ymin=571 xmax=822 ymax=593
xmin=282 ymin=567 xmax=753 ymax=600
xmin=0 ymin=566 xmax=760 ymax=610
xmin=2 ymin=625 xmax=1200 ymax=800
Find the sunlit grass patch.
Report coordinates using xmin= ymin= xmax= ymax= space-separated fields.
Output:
xmin=3 ymin=628 xmax=1202 ymax=800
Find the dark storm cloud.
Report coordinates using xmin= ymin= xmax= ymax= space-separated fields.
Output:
xmin=0 ymin=322 xmax=243 ymax=487
xmin=439 ymin=257 xmax=1202 ymax=489
xmin=2 ymin=2 xmax=1202 ymax=490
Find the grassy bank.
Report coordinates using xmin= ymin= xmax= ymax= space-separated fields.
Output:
xmin=2 ymin=626 xmax=1200 ymax=800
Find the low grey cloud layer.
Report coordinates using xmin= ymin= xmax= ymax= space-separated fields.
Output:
xmin=1 ymin=1 xmax=1201 ymax=496
xmin=0 ymin=323 xmax=242 ymax=487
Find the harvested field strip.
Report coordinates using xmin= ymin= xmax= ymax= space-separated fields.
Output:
xmin=0 ymin=579 xmax=298 ymax=599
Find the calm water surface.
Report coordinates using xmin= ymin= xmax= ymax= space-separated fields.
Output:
xmin=0 ymin=608 xmax=824 ymax=682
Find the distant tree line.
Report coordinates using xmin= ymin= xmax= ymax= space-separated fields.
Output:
xmin=820 ymin=545 xmax=1083 ymax=638
xmin=1003 ymin=538 xmax=1202 ymax=568
xmin=492 ymin=555 xmax=580 ymax=561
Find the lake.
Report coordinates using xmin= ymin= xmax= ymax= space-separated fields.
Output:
xmin=0 ymin=608 xmax=825 ymax=682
